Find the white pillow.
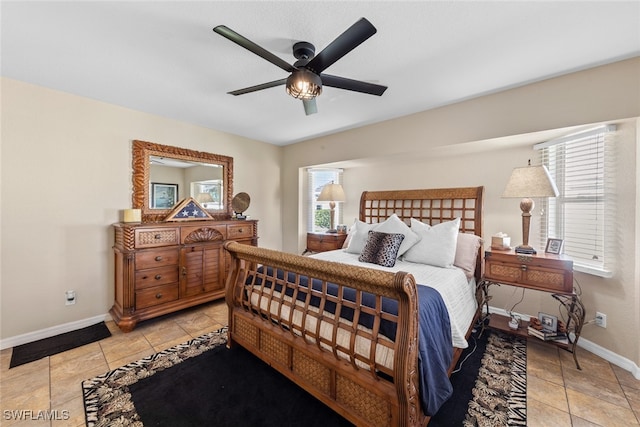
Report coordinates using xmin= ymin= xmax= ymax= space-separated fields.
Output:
xmin=402 ymin=218 xmax=461 ymax=267
xmin=341 ymin=222 xmax=356 ymax=248
xmin=345 ymin=221 xmax=377 ymax=254
xmin=454 ymin=233 xmax=483 ymax=279
xmin=373 ymin=214 xmax=421 ymax=257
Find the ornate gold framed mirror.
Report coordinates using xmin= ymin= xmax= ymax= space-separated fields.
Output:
xmin=132 ymin=140 xmax=233 ymax=222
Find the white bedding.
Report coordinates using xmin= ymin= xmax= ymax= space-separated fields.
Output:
xmin=310 ymin=249 xmax=478 ymax=348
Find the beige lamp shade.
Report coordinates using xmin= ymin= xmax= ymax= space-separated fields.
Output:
xmin=196 ymin=192 xmax=214 ymax=204
xmin=317 ymin=182 xmax=345 ymax=233
xmin=502 ymin=164 xmax=559 ymax=199
xmin=502 ymin=163 xmax=559 ymax=254
xmin=317 ymin=183 xmax=346 ymax=203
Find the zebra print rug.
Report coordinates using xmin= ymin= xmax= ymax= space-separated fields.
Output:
xmin=82 ymin=328 xmax=228 ymax=426
xmin=82 ymin=327 xmax=525 ymax=426
xmin=463 ymin=332 xmax=527 ymax=426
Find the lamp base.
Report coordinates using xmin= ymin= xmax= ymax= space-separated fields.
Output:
xmin=515 ymin=245 xmax=537 ymax=255
xmin=326 ymin=229 xmax=338 ymax=234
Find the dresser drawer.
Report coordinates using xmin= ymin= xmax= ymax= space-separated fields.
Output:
xmin=135 ymin=228 xmax=179 ymax=248
xmin=227 ymin=223 xmax=253 ymax=240
xmin=135 ymin=265 xmax=179 ymax=289
xmin=135 ymin=249 xmax=179 ymax=270
xmin=136 ymin=284 xmax=179 ymax=309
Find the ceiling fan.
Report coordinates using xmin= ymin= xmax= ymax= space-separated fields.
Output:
xmin=213 ymin=18 xmax=387 ymax=115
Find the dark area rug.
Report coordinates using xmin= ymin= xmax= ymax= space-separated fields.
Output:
xmin=10 ymin=321 xmax=111 ymax=368
xmin=130 ymin=339 xmax=353 ymax=427
xmin=82 ymin=325 xmax=526 ymax=427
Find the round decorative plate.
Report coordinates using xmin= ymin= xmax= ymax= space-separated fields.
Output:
xmin=232 ymin=192 xmax=250 ymax=213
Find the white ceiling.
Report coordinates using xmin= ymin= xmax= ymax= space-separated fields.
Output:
xmin=2 ymin=1 xmax=639 ymax=146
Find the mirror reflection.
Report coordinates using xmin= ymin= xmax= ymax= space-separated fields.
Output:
xmin=149 ymin=156 xmax=224 ymax=210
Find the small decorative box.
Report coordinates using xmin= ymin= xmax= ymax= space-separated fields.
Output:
xmin=491 ymin=233 xmax=511 ymax=250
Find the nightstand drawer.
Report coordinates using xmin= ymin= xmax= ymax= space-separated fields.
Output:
xmin=306 ymin=232 xmax=347 ymax=253
xmin=484 ymin=250 xmax=573 ymax=293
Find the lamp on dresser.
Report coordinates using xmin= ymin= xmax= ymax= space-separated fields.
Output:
xmin=316 ymin=182 xmax=345 ymax=233
xmin=195 ymin=192 xmax=214 ymax=208
xmin=502 ymin=160 xmax=559 ymax=254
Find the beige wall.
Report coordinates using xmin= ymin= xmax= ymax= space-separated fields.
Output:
xmin=1 ymin=58 xmax=639 ymax=369
xmin=281 ymin=58 xmax=640 ymax=367
xmin=0 ymin=78 xmax=282 ymax=341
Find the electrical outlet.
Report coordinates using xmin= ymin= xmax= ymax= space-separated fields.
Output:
xmin=65 ymin=290 xmax=76 ymax=305
xmin=595 ymin=312 xmax=606 ymax=328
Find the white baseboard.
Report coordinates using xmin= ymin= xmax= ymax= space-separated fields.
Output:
xmin=0 ymin=313 xmax=113 ymax=350
xmin=488 ymin=306 xmax=640 ymax=380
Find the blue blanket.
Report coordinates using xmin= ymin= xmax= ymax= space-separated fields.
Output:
xmin=416 ymin=285 xmax=453 ymax=415
xmin=247 ymin=268 xmax=453 ymax=415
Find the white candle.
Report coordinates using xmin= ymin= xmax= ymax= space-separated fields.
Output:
xmin=123 ymin=209 xmax=141 ymax=223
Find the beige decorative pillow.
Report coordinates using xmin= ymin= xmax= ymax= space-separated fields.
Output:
xmin=454 ymin=233 xmax=483 ymax=279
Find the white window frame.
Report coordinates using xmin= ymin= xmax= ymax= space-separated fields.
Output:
xmin=307 ymin=168 xmax=343 ymax=233
xmin=535 ymin=124 xmax=616 ymax=277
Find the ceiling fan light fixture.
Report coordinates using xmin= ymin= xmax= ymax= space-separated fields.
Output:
xmin=286 ymin=69 xmax=322 ymax=100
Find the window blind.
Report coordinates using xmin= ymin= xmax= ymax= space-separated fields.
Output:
xmin=535 ymin=125 xmax=616 ymax=277
xmin=306 ymin=168 xmax=343 ymax=233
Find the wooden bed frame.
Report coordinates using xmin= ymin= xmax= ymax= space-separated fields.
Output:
xmin=224 ymin=187 xmax=484 ymax=427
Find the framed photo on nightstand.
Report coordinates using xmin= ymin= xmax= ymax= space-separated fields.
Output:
xmin=545 ymin=238 xmax=564 ymax=254
xmin=538 ymin=312 xmax=558 ymax=333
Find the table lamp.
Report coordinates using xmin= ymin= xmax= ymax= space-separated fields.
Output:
xmin=502 ymin=161 xmax=559 ymax=254
xmin=316 ymin=182 xmax=345 ymax=233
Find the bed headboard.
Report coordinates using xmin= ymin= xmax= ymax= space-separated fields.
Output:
xmin=359 ymin=186 xmax=485 ymax=279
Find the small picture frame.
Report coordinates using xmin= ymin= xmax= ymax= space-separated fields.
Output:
xmin=545 ymin=238 xmax=564 ymax=254
xmin=538 ymin=312 xmax=558 ymax=333
xmin=151 ymin=183 xmax=178 ymax=208
xmin=336 ymin=224 xmax=348 ymax=234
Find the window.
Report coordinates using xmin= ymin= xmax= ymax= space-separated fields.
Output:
xmin=307 ymin=168 xmax=343 ymax=233
xmin=535 ymin=125 xmax=616 ymax=277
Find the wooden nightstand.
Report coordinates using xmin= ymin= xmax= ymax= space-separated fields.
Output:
xmin=484 ymin=248 xmax=573 ymax=293
xmin=303 ymin=232 xmax=347 ymax=255
xmin=480 ymin=248 xmax=585 ymax=369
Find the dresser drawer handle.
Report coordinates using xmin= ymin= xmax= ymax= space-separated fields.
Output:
xmin=521 ymin=265 xmax=528 ymax=271
xmin=155 ymin=293 xmax=163 ymax=299
xmin=155 ymin=274 xmax=162 ymax=280
xmin=154 ymin=234 xmax=161 ymax=240
xmin=155 ymin=256 xmax=163 ymax=261
xmin=237 ymin=228 xmax=243 ymax=233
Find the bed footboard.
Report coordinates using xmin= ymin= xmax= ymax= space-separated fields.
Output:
xmin=223 ymin=241 xmax=426 ymax=427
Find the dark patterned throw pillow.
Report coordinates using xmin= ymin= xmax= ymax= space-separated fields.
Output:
xmin=358 ymin=231 xmax=405 ymax=267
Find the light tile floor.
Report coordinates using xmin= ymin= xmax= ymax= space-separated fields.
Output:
xmin=0 ymin=300 xmax=638 ymax=426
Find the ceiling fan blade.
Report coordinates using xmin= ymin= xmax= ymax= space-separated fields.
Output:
xmin=214 ymin=25 xmax=296 ymax=73
xmin=321 ymin=74 xmax=387 ymax=96
xmin=228 ymin=78 xmax=287 ymax=96
xmin=305 ymin=18 xmax=377 ymax=74
xmin=303 ymin=99 xmax=318 ymax=115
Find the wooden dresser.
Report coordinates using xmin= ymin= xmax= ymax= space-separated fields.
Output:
xmin=111 ymin=219 xmax=258 ymax=332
